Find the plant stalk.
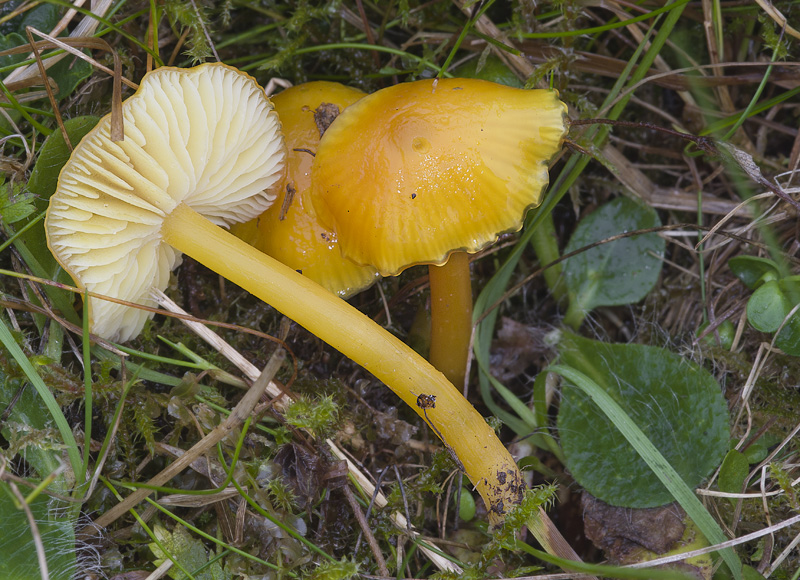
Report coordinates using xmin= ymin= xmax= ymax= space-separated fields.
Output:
xmin=428 ymin=252 xmax=473 ymax=390
xmin=162 ymin=202 xmax=524 ymax=524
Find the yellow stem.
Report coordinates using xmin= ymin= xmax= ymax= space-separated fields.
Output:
xmin=428 ymin=252 xmax=473 ymax=390
xmin=162 ymin=203 xmax=523 ymax=524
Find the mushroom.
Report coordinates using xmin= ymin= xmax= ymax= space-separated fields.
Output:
xmin=46 ymin=63 xmax=286 ymax=341
xmin=310 ymin=78 xmax=568 ymax=388
xmin=231 ymin=81 xmax=379 ymax=298
xmin=45 ymin=64 xmax=525 ymax=525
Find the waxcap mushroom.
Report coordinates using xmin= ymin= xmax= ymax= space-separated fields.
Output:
xmin=46 ymin=63 xmax=285 ymax=341
xmin=231 ymin=81 xmax=379 ymax=298
xmin=310 ymin=77 xmax=567 ymax=389
xmin=310 ymin=77 xmax=568 ymax=275
xmin=44 ymin=67 xmax=531 ymax=529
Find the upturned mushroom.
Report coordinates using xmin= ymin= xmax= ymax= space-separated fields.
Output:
xmin=309 ymin=78 xmax=568 ymax=388
xmin=46 ymin=63 xmax=286 ymax=341
xmin=45 ymin=64 xmax=525 ymax=525
xmin=231 ymin=81 xmax=379 ymax=297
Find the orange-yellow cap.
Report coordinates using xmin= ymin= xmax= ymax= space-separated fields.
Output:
xmin=232 ymin=81 xmax=379 ymax=297
xmin=310 ymin=78 xmax=568 ymax=276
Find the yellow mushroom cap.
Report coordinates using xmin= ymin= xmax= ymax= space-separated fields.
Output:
xmin=310 ymin=78 xmax=568 ymax=276
xmin=45 ymin=63 xmax=286 ymax=342
xmin=231 ymin=81 xmax=379 ymax=298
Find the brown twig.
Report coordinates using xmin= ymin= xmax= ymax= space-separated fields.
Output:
xmin=342 ymin=481 xmax=390 ymax=577
xmin=354 ymin=0 xmax=381 ymax=70
xmin=5 ymin=33 xmax=128 ymax=140
xmin=569 ymin=118 xmax=720 ymax=157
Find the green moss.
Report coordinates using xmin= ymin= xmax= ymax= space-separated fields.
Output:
xmin=303 ymin=557 xmax=359 ymax=580
xmin=284 ymin=394 xmax=339 ymax=438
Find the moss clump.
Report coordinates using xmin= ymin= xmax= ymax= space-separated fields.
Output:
xmin=284 ymin=394 xmax=339 ymax=438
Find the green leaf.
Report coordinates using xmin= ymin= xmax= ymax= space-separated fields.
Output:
xmin=746 ymin=276 xmax=800 ymax=333
xmin=149 ymin=524 xmax=230 ymax=580
xmin=455 ymin=487 xmax=476 ymax=522
xmin=0 ymin=179 xmax=35 ymax=225
xmin=563 ymin=197 xmax=664 ymax=327
xmin=718 ymin=449 xmax=749 ymax=495
xmin=697 ymin=319 xmax=735 ymax=350
xmin=742 ymin=440 xmax=768 ymax=464
xmin=48 ymin=52 xmax=94 ymax=101
xmin=453 ymin=53 xmax=523 ymax=87
xmin=0 ymin=324 xmax=75 ymax=494
xmin=0 ymin=486 xmax=77 ymax=580
xmin=728 ymin=256 xmax=780 ymax=290
xmin=0 ymin=376 xmax=62 ymax=486
xmin=549 ymin=359 xmax=741 ymax=579
xmin=742 ymin=565 xmax=767 ymax=580
xmin=556 ymin=333 xmax=729 ymax=508
xmin=774 ymin=308 xmax=800 ymax=356
xmin=0 ymin=317 xmax=83 ymax=484
xmin=29 ymin=116 xmax=100 ymax=200
xmin=745 ymin=275 xmax=800 ymax=355
xmin=0 ymin=31 xmax=26 ymax=69
xmin=17 ymin=2 xmax=60 ymax=35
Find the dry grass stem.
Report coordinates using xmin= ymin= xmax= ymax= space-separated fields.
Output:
xmin=4 ymin=0 xmax=112 ymax=85
xmin=150 ymin=288 xmax=289 ymax=408
xmin=342 ymin=481 xmax=390 ymax=576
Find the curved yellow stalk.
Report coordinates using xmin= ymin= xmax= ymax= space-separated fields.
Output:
xmin=163 ymin=202 xmax=524 ymax=524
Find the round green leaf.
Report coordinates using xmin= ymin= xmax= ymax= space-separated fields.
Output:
xmin=775 ymin=310 xmax=800 ymax=356
xmin=747 ymin=279 xmax=791 ymax=333
xmin=0 ymin=32 xmax=26 ymax=69
xmin=746 ymin=276 xmax=800 ymax=333
xmin=745 ymin=276 xmax=800 ymax=355
xmin=698 ymin=319 xmax=735 ymax=350
xmin=743 ymin=440 xmax=768 ymax=464
xmin=564 ymin=197 xmax=664 ymax=313
xmin=729 ymin=255 xmax=780 ymax=290
xmin=557 ymin=334 xmax=729 ymax=508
